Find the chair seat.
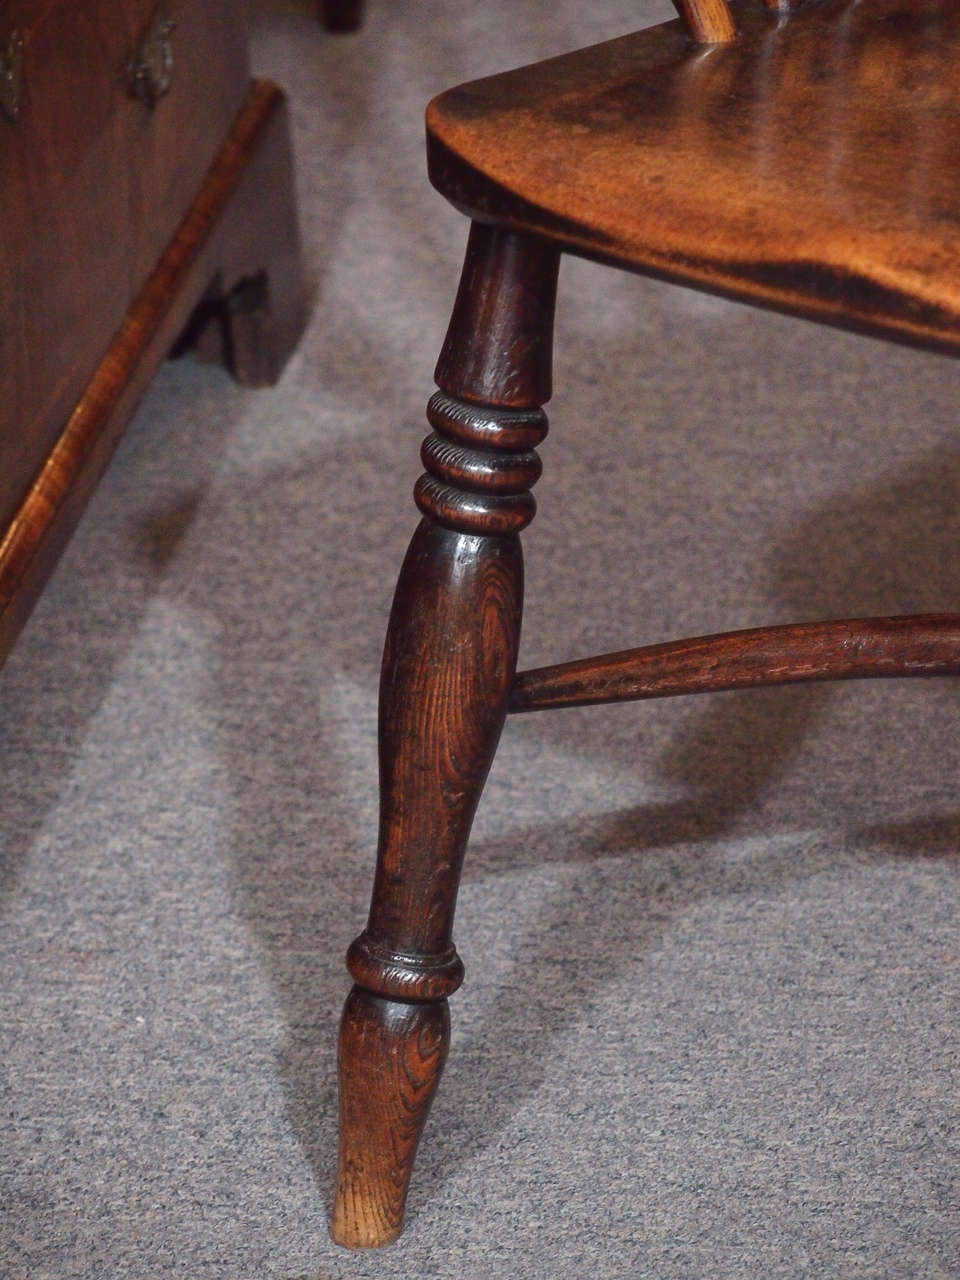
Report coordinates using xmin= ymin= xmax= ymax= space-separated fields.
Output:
xmin=427 ymin=0 xmax=960 ymax=354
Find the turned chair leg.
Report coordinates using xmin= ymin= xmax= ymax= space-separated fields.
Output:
xmin=331 ymin=223 xmax=560 ymax=1248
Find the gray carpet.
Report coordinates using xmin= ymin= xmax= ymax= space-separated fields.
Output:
xmin=2 ymin=2 xmax=959 ymax=1276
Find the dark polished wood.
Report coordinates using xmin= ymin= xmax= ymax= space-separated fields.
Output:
xmin=337 ymin=0 xmax=960 ymax=1250
xmin=331 ymin=223 xmax=559 ymax=1249
xmin=510 ymin=615 xmax=960 ymax=713
xmin=332 ymin=989 xmax=449 ymax=1249
xmin=427 ymin=0 xmax=960 ymax=355
xmin=320 ymin=0 xmax=364 ymax=33
xmin=0 ymin=78 xmax=305 ymax=667
xmin=0 ymin=0 xmax=250 ymax=538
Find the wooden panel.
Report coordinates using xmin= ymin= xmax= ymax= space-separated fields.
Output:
xmin=0 ymin=0 xmax=249 ymax=539
xmin=126 ymin=0 xmax=250 ymax=287
xmin=427 ymin=0 xmax=960 ymax=354
xmin=0 ymin=0 xmax=153 ymax=532
xmin=0 ymin=81 xmax=305 ymax=666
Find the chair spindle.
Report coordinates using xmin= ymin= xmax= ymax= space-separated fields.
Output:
xmin=672 ymin=0 xmax=737 ymax=43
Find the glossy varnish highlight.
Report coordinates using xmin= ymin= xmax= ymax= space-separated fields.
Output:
xmin=335 ymin=0 xmax=960 ymax=1251
xmin=428 ymin=0 xmax=960 ymax=353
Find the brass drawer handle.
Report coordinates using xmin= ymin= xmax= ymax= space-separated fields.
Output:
xmin=129 ymin=12 xmax=175 ymax=109
xmin=0 ymin=31 xmax=23 ymax=123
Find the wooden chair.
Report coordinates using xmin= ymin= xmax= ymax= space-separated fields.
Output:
xmin=331 ymin=0 xmax=960 ymax=1248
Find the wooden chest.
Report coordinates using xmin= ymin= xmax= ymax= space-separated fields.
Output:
xmin=0 ymin=0 xmax=305 ymax=663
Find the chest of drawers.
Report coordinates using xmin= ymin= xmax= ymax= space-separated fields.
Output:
xmin=0 ymin=0 xmax=305 ymax=663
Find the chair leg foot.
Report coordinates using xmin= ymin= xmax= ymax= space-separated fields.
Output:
xmin=331 ymin=986 xmax=449 ymax=1248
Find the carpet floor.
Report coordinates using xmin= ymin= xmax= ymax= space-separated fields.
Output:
xmin=1 ymin=2 xmax=959 ymax=1276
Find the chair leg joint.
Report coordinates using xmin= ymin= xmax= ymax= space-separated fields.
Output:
xmin=346 ymin=931 xmax=465 ymax=1002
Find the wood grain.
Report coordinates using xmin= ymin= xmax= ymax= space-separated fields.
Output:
xmin=510 ymin=615 xmax=960 ymax=713
xmin=434 ymin=222 xmax=559 ymax=409
xmin=332 ymin=988 xmax=449 ymax=1249
xmin=672 ymin=0 xmax=736 ymax=43
xmin=0 ymin=0 xmax=249 ymax=536
xmin=346 ymin=225 xmax=557 ymax=1003
xmin=351 ymin=516 xmax=524 ymax=990
xmin=427 ymin=0 xmax=960 ymax=355
xmin=339 ymin=0 xmax=960 ymax=1250
xmin=127 ymin=0 xmax=250 ymax=287
xmin=333 ymin=225 xmax=559 ymax=1248
xmin=0 ymin=80 xmax=305 ymax=666
xmin=0 ymin=0 xmax=148 ymax=534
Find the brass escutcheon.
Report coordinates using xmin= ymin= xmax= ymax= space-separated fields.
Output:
xmin=0 ymin=31 xmax=23 ymax=123
xmin=129 ymin=12 xmax=175 ymax=109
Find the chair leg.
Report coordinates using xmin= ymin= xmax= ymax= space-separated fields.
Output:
xmin=330 ymin=222 xmax=560 ymax=1248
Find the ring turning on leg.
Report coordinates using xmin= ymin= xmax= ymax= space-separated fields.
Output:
xmin=330 ymin=223 xmax=560 ymax=1248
